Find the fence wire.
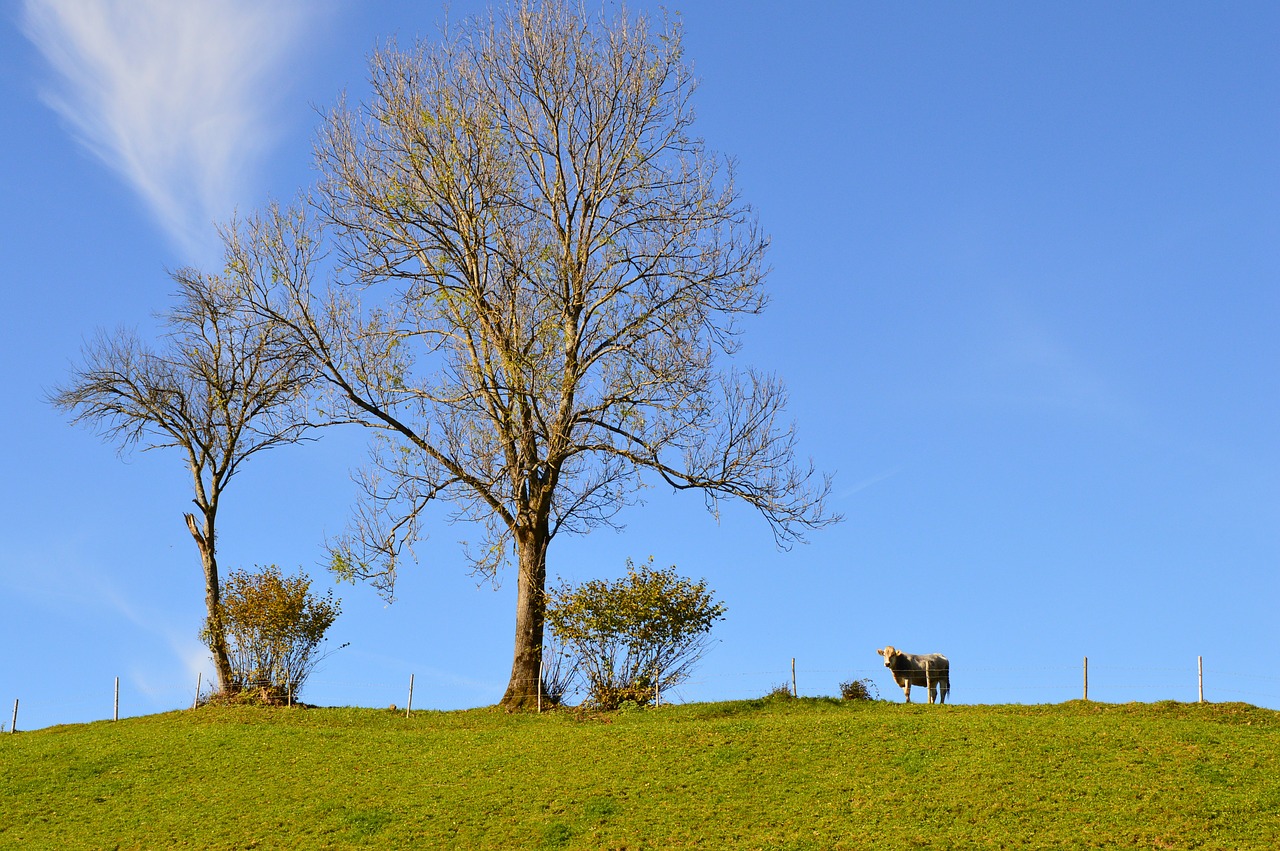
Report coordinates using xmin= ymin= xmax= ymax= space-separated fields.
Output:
xmin=6 ymin=659 xmax=1280 ymax=732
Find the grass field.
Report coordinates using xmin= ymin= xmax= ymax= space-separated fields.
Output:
xmin=2 ymin=697 xmax=1278 ymax=849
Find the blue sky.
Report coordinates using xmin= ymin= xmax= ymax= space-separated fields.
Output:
xmin=2 ymin=1 xmax=1276 ymax=730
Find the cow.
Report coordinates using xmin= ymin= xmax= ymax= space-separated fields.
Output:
xmin=876 ymin=646 xmax=950 ymax=704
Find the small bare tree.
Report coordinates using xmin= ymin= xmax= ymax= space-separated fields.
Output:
xmin=51 ymin=270 xmax=313 ymax=693
xmin=229 ymin=0 xmax=839 ymax=709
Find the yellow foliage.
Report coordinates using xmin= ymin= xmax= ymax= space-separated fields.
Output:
xmin=202 ymin=565 xmax=341 ymax=700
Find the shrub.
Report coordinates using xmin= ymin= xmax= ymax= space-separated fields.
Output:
xmin=202 ymin=565 xmax=342 ymax=704
xmin=200 ymin=686 xmax=288 ymax=708
xmin=537 ymin=627 xmax=579 ymax=707
xmin=839 ymin=678 xmax=879 ymax=701
xmin=546 ymin=557 xmax=726 ymax=710
xmin=764 ymin=683 xmax=796 ymax=701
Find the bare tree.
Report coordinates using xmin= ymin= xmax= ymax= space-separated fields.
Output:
xmin=229 ymin=0 xmax=839 ymax=709
xmin=51 ymin=270 xmax=313 ymax=693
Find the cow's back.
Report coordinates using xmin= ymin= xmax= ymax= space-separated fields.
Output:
xmin=921 ymin=653 xmax=949 ymax=677
xmin=894 ymin=652 xmax=949 ymax=685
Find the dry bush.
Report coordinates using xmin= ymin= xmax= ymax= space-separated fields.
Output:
xmin=839 ymin=678 xmax=879 ymax=701
xmin=202 ymin=565 xmax=342 ymax=703
xmin=764 ymin=683 xmax=796 ymax=701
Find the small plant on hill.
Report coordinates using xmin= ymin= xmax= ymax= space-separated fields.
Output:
xmin=546 ymin=557 xmax=726 ymax=710
xmin=839 ymin=678 xmax=879 ymax=701
xmin=201 ymin=565 xmax=342 ymax=704
xmin=764 ymin=683 xmax=796 ymax=701
xmin=538 ymin=628 xmax=579 ymax=707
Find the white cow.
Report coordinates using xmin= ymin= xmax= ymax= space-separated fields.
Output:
xmin=877 ymin=645 xmax=950 ymax=704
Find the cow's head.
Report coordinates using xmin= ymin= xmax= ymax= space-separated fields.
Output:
xmin=877 ymin=646 xmax=899 ymax=668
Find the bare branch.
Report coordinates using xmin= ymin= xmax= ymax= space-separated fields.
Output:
xmin=51 ymin=262 xmax=317 ymax=693
xmin=223 ymin=0 xmax=840 ymax=707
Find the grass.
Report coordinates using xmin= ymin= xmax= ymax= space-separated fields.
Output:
xmin=2 ymin=697 xmax=1278 ymax=848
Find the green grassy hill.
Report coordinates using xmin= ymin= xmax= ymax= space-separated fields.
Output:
xmin=2 ymin=698 xmax=1278 ymax=849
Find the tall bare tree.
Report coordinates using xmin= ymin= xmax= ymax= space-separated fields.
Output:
xmin=51 ymin=270 xmax=313 ymax=693
xmin=230 ymin=0 xmax=839 ymax=709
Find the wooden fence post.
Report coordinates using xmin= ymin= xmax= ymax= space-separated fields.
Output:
xmin=192 ymin=672 xmax=202 ymax=710
xmin=791 ymin=658 xmax=797 ymax=698
xmin=1198 ymin=656 xmax=1204 ymax=703
xmin=10 ymin=699 xmax=16 ymax=734
xmin=1083 ymin=656 xmax=1088 ymax=701
xmin=537 ymin=659 xmax=544 ymax=714
xmin=114 ymin=677 xmax=119 ymax=722
xmin=406 ymin=674 xmax=415 ymax=718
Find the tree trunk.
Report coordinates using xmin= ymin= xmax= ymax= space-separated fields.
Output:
xmin=500 ymin=529 xmax=549 ymax=710
xmin=186 ymin=511 xmax=234 ymax=693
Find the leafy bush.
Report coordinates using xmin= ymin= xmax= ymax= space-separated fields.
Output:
xmin=546 ymin=557 xmax=726 ymax=710
xmin=839 ymin=678 xmax=879 ymax=701
xmin=202 ymin=565 xmax=342 ymax=703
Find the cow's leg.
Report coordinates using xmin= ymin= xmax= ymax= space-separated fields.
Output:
xmin=902 ymin=682 xmax=911 ymax=703
xmin=925 ymin=661 xmax=935 ymax=704
xmin=939 ymin=679 xmax=949 ymax=705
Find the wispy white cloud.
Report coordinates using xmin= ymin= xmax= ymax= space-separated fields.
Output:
xmin=6 ymin=537 xmax=213 ymax=688
xmin=21 ymin=0 xmax=314 ymax=261
xmin=988 ymin=310 xmax=1135 ymax=423
xmin=93 ymin=581 xmax=213 ymax=686
xmin=837 ymin=467 xmax=902 ymax=500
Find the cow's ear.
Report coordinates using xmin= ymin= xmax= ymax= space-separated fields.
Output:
xmin=876 ymin=648 xmax=885 ymax=657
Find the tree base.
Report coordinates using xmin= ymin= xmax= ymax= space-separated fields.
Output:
xmin=499 ymin=686 xmax=545 ymax=712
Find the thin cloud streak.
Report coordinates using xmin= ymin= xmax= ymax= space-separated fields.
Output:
xmin=837 ymin=467 xmax=902 ymax=500
xmin=21 ymin=0 xmax=312 ymax=261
